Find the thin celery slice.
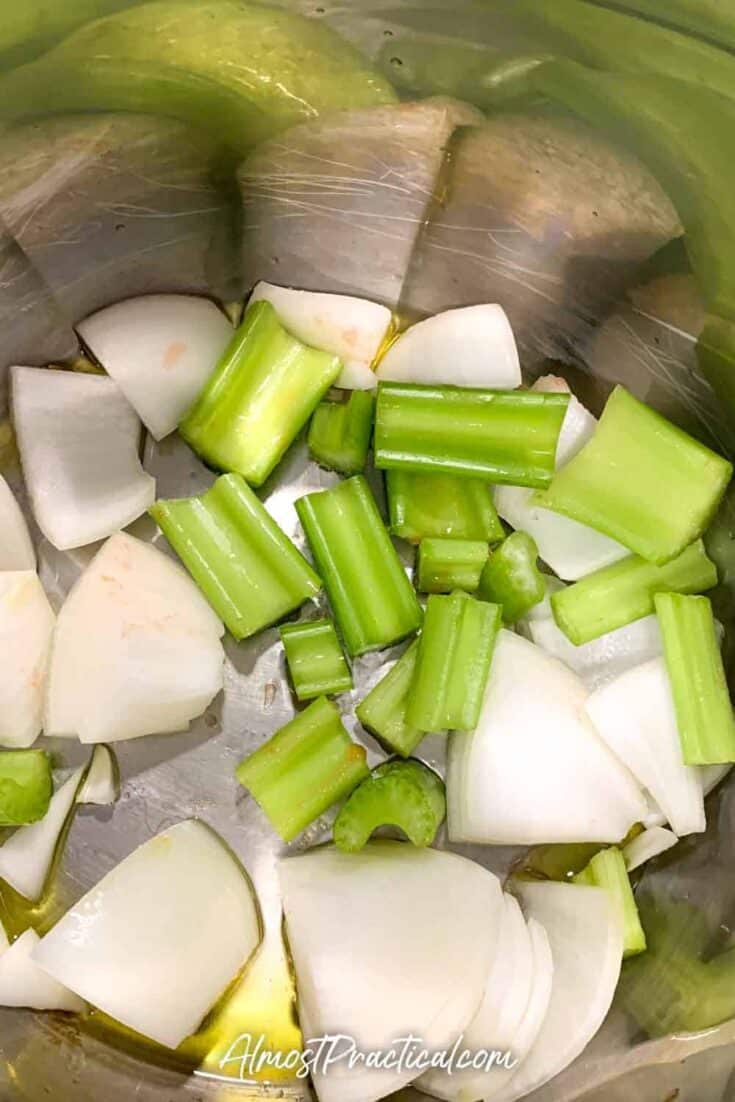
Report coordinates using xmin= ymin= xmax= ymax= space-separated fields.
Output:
xmin=150 ymin=473 xmax=321 ymax=641
xmin=551 ymin=539 xmax=717 ymax=646
xmin=333 ymin=760 xmax=445 ymax=852
xmin=386 ymin=470 xmax=503 ymax=544
xmin=236 ymin=696 xmax=368 ymax=842
xmin=296 ymin=475 xmax=422 ymax=657
xmin=0 ymin=750 xmax=52 ymax=826
xmin=539 ymin=386 xmax=732 ymax=564
xmin=416 ymin=538 xmax=488 ymax=594
xmin=375 ymin=382 xmax=569 ymax=487
xmin=574 ymin=846 xmax=646 ymax=958
xmin=280 ymin=619 xmax=352 ymax=701
xmin=180 ymin=300 xmax=342 ymax=487
xmin=655 ymin=593 xmax=735 ymax=765
xmin=307 ymin=390 xmax=374 ymax=475
xmin=478 ymin=530 xmax=545 ymax=623
xmin=355 ymin=640 xmax=423 ymax=757
xmin=407 ymin=592 xmax=501 ymax=733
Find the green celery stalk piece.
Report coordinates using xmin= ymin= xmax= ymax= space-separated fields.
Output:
xmin=574 ymin=846 xmax=646 ymax=958
xmin=333 ymin=759 xmax=446 ymax=852
xmin=386 ymin=470 xmax=504 ymax=544
xmin=655 ymin=592 xmax=735 ymax=765
xmin=280 ymin=619 xmax=352 ymax=702
xmin=180 ymin=300 xmax=342 ymax=487
xmin=295 ymin=475 xmax=422 ymax=657
xmin=375 ymin=382 xmax=569 ymax=488
xmin=416 ymin=538 xmax=488 ymax=594
xmin=551 ymin=538 xmax=717 ymax=645
xmin=539 ymin=386 xmax=732 ymax=565
xmin=149 ymin=472 xmax=321 ymax=641
xmin=407 ymin=592 xmax=502 ymax=733
xmin=307 ymin=390 xmax=375 ymax=476
xmin=355 ymin=639 xmax=423 ymax=757
xmin=0 ymin=750 xmax=52 ymax=826
xmin=235 ymin=696 xmax=368 ymax=842
xmin=478 ymin=530 xmax=545 ymax=623
xmin=583 ymin=0 xmax=735 ymax=55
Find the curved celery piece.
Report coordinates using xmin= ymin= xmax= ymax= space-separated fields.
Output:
xmin=478 ymin=531 xmax=545 ymax=622
xmin=355 ymin=640 xmax=423 ymax=758
xmin=296 ymin=476 xmax=422 ymax=657
xmin=149 ymin=473 xmax=321 ymax=641
xmin=0 ymin=750 xmax=52 ymax=826
xmin=551 ymin=539 xmax=717 ymax=646
xmin=407 ymin=592 xmax=502 ymax=733
xmin=655 ymin=593 xmax=735 ymax=765
xmin=575 ymin=846 xmax=646 ymax=958
xmin=416 ymin=538 xmax=488 ymax=594
xmin=375 ymin=382 xmax=569 ymax=488
xmin=386 ymin=470 xmax=503 ymax=544
xmin=236 ymin=696 xmax=368 ymax=842
xmin=180 ymin=301 xmax=342 ymax=487
xmin=333 ymin=760 xmax=446 ymax=852
xmin=308 ymin=391 xmax=375 ymax=476
xmin=280 ymin=619 xmax=352 ymax=702
xmin=539 ymin=386 xmax=732 ymax=565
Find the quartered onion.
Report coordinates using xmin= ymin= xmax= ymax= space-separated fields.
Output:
xmin=0 ymin=474 xmax=34 ymax=570
xmin=0 ymin=928 xmax=85 ymax=1012
xmin=0 ymin=767 xmax=83 ymax=901
xmin=0 ymin=572 xmax=54 ymax=748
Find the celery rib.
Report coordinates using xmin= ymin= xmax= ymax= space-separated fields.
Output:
xmin=386 ymin=470 xmax=504 ymax=543
xmin=416 ymin=538 xmax=488 ymax=594
xmin=308 ymin=390 xmax=375 ymax=475
xmin=0 ymin=750 xmax=52 ymax=826
xmin=355 ymin=639 xmax=423 ymax=757
xmin=333 ymin=760 xmax=446 ymax=852
xmin=575 ymin=846 xmax=646 ymax=958
xmin=280 ymin=619 xmax=352 ymax=701
xmin=478 ymin=530 xmax=545 ymax=622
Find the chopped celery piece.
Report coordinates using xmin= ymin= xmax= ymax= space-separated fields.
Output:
xmin=386 ymin=470 xmax=504 ymax=544
xmin=416 ymin=538 xmax=488 ymax=594
xmin=355 ymin=639 xmax=423 ymax=757
xmin=236 ymin=696 xmax=368 ymax=841
xmin=407 ymin=592 xmax=502 ymax=733
xmin=478 ymin=530 xmax=545 ymax=623
xmin=180 ymin=300 xmax=342 ymax=487
xmin=308 ymin=391 xmax=374 ymax=476
xmin=333 ymin=759 xmax=446 ymax=852
xmin=280 ymin=619 xmax=352 ymax=701
xmin=574 ymin=846 xmax=646 ymax=958
xmin=655 ymin=593 xmax=735 ymax=765
xmin=296 ymin=475 xmax=422 ymax=657
xmin=149 ymin=473 xmax=321 ymax=641
xmin=0 ymin=750 xmax=52 ymax=826
xmin=539 ymin=386 xmax=732 ymax=564
xmin=375 ymin=382 xmax=569 ymax=488
xmin=551 ymin=539 xmax=717 ymax=646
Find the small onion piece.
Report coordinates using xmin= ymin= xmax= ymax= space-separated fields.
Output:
xmin=585 ymin=658 xmax=705 ymax=838
xmin=76 ymin=295 xmax=233 ymax=440
xmin=0 ymin=929 xmax=85 ymax=1012
xmin=528 ymin=610 xmax=663 ymax=691
xmin=495 ymin=881 xmax=623 ymax=1102
xmin=447 ymin=630 xmax=648 ymax=845
xmin=77 ymin=745 xmax=119 ymax=806
xmin=701 ymin=763 xmax=733 ymax=796
xmin=0 ymin=474 xmax=34 ymax=570
xmin=0 ymin=767 xmax=84 ymax=901
xmin=45 ymin=532 xmax=224 ymax=743
xmin=376 ymin=304 xmax=520 ymax=389
xmin=624 ymin=827 xmax=678 ymax=872
xmin=33 ymin=820 xmax=261 ymax=1049
xmin=0 ymin=571 xmax=55 ymax=748
xmin=250 ymin=282 xmax=392 ymax=390
xmin=280 ymin=841 xmax=502 ymax=1102
xmin=11 ymin=367 xmax=155 ymax=550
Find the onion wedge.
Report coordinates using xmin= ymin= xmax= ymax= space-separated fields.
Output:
xmin=0 ymin=767 xmax=84 ymax=901
xmin=376 ymin=304 xmax=520 ymax=389
xmin=33 ymin=820 xmax=261 ymax=1049
xmin=0 ymin=572 xmax=55 ymax=748
xmin=77 ymin=745 xmax=119 ymax=806
xmin=585 ymin=658 xmax=705 ymax=837
xmin=447 ymin=630 xmax=648 ymax=844
xmin=528 ymin=609 xmax=663 ymax=691
xmin=495 ymin=881 xmax=623 ymax=1102
xmin=0 ymin=474 xmax=34 ymax=570
xmin=11 ymin=367 xmax=155 ymax=550
xmin=624 ymin=826 xmax=678 ymax=871
xmin=0 ymin=929 xmax=85 ymax=1012
xmin=249 ymin=282 xmax=391 ymax=390
xmin=76 ymin=295 xmax=233 ymax=440
xmin=279 ymin=841 xmax=502 ymax=1102
xmin=45 ymin=532 xmax=224 ymax=743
